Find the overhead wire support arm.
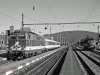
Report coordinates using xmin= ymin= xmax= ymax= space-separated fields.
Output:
xmin=23 ymin=22 xmax=100 ymax=25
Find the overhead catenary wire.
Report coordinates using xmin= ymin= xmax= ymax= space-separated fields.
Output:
xmin=80 ymin=0 xmax=100 ymax=28
xmin=0 ymin=0 xmax=100 ymax=33
xmin=41 ymin=0 xmax=57 ymax=23
xmin=1 ymin=1 xmax=98 ymax=32
xmin=0 ymin=1 xmax=45 ymax=23
xmin=0 ymin=11 xmax=21 ymax=22
xmin=0 ymin=1 xmax=99 ymax=24
xmin=45 ymin=0 xmax=59 ymax=23
xmin=79 ymin=15 xmax=100 ymax=22
xmin=85 ymin=0 xmax=100 ymax=21
xmin=44 ymin=0 xmax=62 ymax=36
xmin=0 ymin=6 xmax=99 ymax=26
xmin=75 ymin=14 xmax=100 ymax=28
xmin=84 ymin=0 xmax=98 ymax=21
xmin=0 ymin=1 xmax=21 ymax=14
xmin=44 ymin=0 xmax=61 ymax=33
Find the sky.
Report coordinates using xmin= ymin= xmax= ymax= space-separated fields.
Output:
xmin=0 ymin=0 xmax=100 ymax=35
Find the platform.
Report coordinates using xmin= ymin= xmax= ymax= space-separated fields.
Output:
xmin=59 ymin=46 xmax=84 ymax=75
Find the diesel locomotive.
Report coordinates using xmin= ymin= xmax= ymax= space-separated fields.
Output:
xmin=7 ymin=30 xmax=60 ymax=61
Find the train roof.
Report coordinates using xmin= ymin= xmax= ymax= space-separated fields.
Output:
xmin=10 ymin=30 xmax=60 ymax=43
xmin=28 ymin=32 xmax=60 ymax=43
xmin=45 ymin=39 xmax=60 ymax=43
xmin=10 ymin=31 xmax=45 ymax=38
xmin=28 ymin=32 xmax=45 ymax=38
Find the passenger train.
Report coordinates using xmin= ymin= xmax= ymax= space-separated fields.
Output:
xmin=7 ymin=30 xmax=60 ymax=61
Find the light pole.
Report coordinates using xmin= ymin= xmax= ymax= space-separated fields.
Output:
xmin=57 ymin=33 xmax=59 ymax=42
xmin=50 ymin=27 xmax=51 ymax=39
xmin=98 ymin=25 xmax=99 ymax=40
xmin=93 ymin=24 xmax=95 ymax=43
xmin=33 ymin=6 xmax=35 ymax=32
xmin=59 ymin=23 xmax=62 ymax=45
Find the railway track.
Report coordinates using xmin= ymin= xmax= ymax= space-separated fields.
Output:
xmin=80 ymin=51 xmax=100 ymax=67
xmin=92 ymin=49 xmax=100 ymax=55
xmin=74 ymin=51 xmax=95 ymax=75
xmin=73 ymin=48 xmax=100 ymax=75
xmin=0 ymin=46 xmax=68 ymax=75
xmin=46 ymin=49 xmax=68 ymax=75
xmin=18 ymin=46 xmax=100 ymax=75
xmin=24 ymin=47 xmax=68 ymax=75
xmin=82 ymin=51 xmax=100 ymax=63
xmin=2 ymin=46 xmax=100 ymax=75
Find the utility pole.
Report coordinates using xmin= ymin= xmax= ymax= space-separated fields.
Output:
xmin=93 ymin=24 xmax=95 ymax=43
xmin=62 ymin=25 xmax=64 ymax=45
xmin=50 ymin=27 xmax=51 ymax=39
xmin=98 ymin=25 xmax=99 ymax=40
xmin=33 ymin=6 xmax=35 ymax=33
xmin=57 ymin=34 xmax=58 ymax=41
xmin=22 ymin=13 xmax=24 ymax=32
xmin=60 ymin=25 xmax=62 ymax=45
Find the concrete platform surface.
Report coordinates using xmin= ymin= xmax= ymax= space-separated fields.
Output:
xmin=59 ymin=46 xmax=84 ymax=75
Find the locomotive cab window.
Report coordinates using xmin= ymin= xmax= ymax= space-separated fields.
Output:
xmin=10 ymin=36 xmax=16 ymax=39
xmin=10 ymin=33 xmax=16 ymax=39
xmin=18 ymin=35 xmax=25 ymax=39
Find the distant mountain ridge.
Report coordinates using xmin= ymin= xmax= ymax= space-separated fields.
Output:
xmin=43 ymin=30 xmax=99 ymax=42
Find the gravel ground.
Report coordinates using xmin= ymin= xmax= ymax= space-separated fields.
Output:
xmin=77 ymin=51 xmax=100 ymax=75
xmin=82 ymin=51 xmax=100 ymax=63
xmin=74 ymin=51 xmax=88 ymax=75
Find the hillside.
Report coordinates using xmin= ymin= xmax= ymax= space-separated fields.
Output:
xmin=43 ymin=30 xmax=99 ymax=42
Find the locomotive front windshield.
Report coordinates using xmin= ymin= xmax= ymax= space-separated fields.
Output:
xmin=10 ymin=32 xmax=25 ymax=40
xmin=10 ymin=34 xmax=16 ymax=39
xmin=9 ymin=31 xmax=26 ymax=47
